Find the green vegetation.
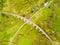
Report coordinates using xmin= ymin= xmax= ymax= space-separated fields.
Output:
xmin=0 ymin=0 xmax=60 ymax=45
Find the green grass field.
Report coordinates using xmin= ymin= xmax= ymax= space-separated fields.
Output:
xmin=0 ymin=0 xmax=60 ymax=45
